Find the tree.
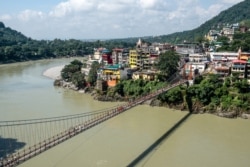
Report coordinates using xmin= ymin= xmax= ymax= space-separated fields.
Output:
xmin=61 ymin=59 xmax=83 ymax=82
xmin=87 ymin=61 xmax=100 ymax=86
xmin=164 ymin=87 xmax=183 ymax=104
xmin=114 ymin=82 xmax=124 ymax=96
xmin=233 ymin=79 xmax=250 ymax=93
xmin=156 ymin=51 xmax=180 ymax=80
xmin=71 ymin=71 xmax=86 ymax=89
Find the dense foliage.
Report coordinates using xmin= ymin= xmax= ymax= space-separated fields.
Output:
xmin=87 ymin=61 xmax=101 ymax=86
xmin=61 ymin=60 xmax=87 ymax=89
xmin=111 ymin=79 xmax=166 ymax=98
xmin=156 ymin=51 xmax=180 ymax=80
xmin=159 ymin=74 xmax=250 ymax=113
xmin=219 ymin=31 xmax=250 ymax=52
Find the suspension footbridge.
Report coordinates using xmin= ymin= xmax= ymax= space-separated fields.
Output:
xmin=0 ymin=79 xmax=187 ymax=167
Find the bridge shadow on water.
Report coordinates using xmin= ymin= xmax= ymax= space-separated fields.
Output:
xmin=0 ymin=137 xmax=26 ymax=159
xmin=127 ymin=112 xmax=192 ymax=167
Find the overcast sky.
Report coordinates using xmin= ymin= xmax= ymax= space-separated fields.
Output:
xmin=0 ymin=0 xmax=244 ymax=40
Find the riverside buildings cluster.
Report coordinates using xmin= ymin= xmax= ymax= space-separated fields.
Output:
xmin=83 ymin=23 xmax=250 ymax=89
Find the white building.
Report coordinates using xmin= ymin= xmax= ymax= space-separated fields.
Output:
xmin=209 ymin=52 xmax=238 ymax=62
xmin=189 ymin=53 xmax=208 ymax=62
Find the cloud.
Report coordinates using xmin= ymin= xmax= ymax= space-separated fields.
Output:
xmin=49 ymin=0 xmax=93 ymax=17
xmin=18 ymin=10 xmax=45 ymax=21
xmin=0 ymin=0 xmax=244 ymax=40
xmin=138 ymin=0 xmax=158 ymax=9
xmin=0 ymin=14 xmax=12 ymax=21
xmin=97 ymin=2 xmax=125 ymax=13
xmin=220 ymin=0 xmax=243 ymax=4
xmin=195 ymin=4 xmax=224 ymax=19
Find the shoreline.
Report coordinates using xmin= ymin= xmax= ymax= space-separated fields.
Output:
xmin=43 ymin=65 xmax=250 ymax=119
xmin=42 ymin=65 xmax=65 ymax=80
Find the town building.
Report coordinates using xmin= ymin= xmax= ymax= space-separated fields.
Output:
xmin=98 ymin=64 xmax=128 ymax=87
xmin=175 ymin=43 xmax=203 ymax=62
xmin=93 ymin=48 xmax=103 ymax=60
xmin=132 ymin=70 xmax=158 ymax=81
xmin=221 ymin=27 xmax=234 ymax=41
xmin=246 ymin=59 xmax=250 ymax=84
xmin=205 ymin=30 xmax=220 ymax=42
xmin=112 ymin=48 xmax=129 ymax=66
xmin=101 ymin=48 xmax=112 ymax=65
xmin=239 ymin=52 xmax=250 ymax=61
xmin=231 ymin=59 xmax=247 ymax=79
xmin=214 ymin=62 xmax=230 ymax=76
xmin=129 ymin=39 xmax=160 ymax=70
xmin=209 ymin=52 xmax=239 ymax=62
xmin=129 ymin=50 xmax=138 ymax=69
xmin=188 ymin=53 xmax=208 ymax=62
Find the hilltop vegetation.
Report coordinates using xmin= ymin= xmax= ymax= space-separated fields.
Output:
xmin=217 ymin=31 xmax=250 ymax=52
xmin=0 ymin=22 xmax=133 ymax=64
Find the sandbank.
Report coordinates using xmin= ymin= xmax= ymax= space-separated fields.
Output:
xmin=43 ymin=65 xmax=65 ymax=80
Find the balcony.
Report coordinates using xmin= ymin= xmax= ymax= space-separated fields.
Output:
xmin=232 ymin=65 xmax=245 ymax=68
xmin=231 ymin=69 xmax=245 ymax=73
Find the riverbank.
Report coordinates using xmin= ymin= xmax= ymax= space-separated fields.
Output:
xmin=43 ymin=65 xmax=250 ymax=119
xmin=42 ymin=65 xmax=65 ymax=80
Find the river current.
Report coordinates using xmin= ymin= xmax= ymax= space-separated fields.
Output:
xmin=0 ymin=58 xmax=250 ymax=167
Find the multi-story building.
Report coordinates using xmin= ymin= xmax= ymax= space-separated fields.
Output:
xmin=214 ymin=62 xmax=230 ymax=76
xmin=175 ymin=43 xmax=203 ymax=62
xmin=102 ymin=49 xmax=112 ymax=65
xmin=189 ymin=53 xmax=208 ymax=62
xmin=93 ymin=48 xmax=103 ymax=60
xmin=246 ymin=59 xmax=250 ymax=84
xmin=239 ymin=52 xmax=250 ymax=61
xmin=183 ymin=62 xmax=207 ymax=77
xmin=136 ymin=50 xmax=151 ymax=70
xmin=112 ymin=48 xmax=129 ymax=66
xmin=98 ymin=64 xmax=127 ymax=87
xmin=129 ymin=39 xmax=160 ymax=70
xmin=221 ymin=26 xmax=235 ymax=41
xmin=129 ymin=50 xmax=138 ymax=69
xmin=205 ymin=30 xmax=220 ymax=42
xmin=231 ymin=59 xmax=247 ymax=79
xmin=209 ymin=52 xmax=238 ymax=62
xmin=112 ymin=48 xmax=123 ymax=65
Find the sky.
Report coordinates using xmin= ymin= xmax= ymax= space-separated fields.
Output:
xmin=0 ymin=0 xmax=244 ymax=40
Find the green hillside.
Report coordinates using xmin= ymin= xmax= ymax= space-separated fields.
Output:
xmin=159 ymin=0 xmax=250 ymax=44
xmin=0 ymin=22 xmax=30 ymax=46
xmin=110 ymin=0 xmax=250 ymax=44
xmin=0 ymin=22 xmax=133 ymax=64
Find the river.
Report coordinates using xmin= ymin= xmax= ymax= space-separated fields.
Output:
xmin=0 ymin=58 xmax=250 ymax=167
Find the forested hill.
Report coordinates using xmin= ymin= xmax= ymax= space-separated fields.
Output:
xmin=0 ymin=22 xmax=30 ymax=46
xmin=110 ymin=0 xmax=250 ymax=44
xmin=0 ymin=22 xmax=133 ymax=64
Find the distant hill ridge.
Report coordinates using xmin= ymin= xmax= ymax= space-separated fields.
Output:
xmin=0 ymin=22 xmax=30 ymax=46
xmin=0 ymin=0 xmax=250 ymax=45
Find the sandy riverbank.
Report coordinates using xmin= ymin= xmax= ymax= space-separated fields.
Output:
xmin=42 ymin=65 xmax=65 ymax=80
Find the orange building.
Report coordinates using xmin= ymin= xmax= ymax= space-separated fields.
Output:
xmin=239 ymin=52 xmax=250 ymax=61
